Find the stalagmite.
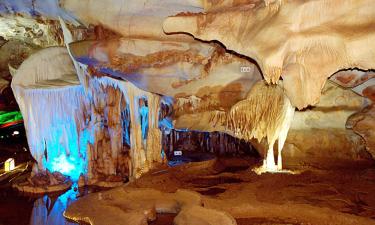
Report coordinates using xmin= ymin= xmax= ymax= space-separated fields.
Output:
xmin=227 ymin=81 xmax=295 ymax=172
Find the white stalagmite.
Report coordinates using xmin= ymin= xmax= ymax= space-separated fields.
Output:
xmin=227 ymin=81 xmax=295 ymax=172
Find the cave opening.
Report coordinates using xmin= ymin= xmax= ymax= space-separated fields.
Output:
xmin=163 ymin=129 xmax=260 ymax=167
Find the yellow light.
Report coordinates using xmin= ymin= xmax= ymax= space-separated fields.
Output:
xmin=4 ymin=158 xmax=15 ymax=172
xmin=253 ymin=165 xmax=299 ymax=175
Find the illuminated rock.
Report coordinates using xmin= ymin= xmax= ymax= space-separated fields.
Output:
xmin=227 ymin=81 xmax=295 ymax=172
xmin=83 ymin=75 xmax=163 ymax=179
xmin=0 ymin=15 xmax=62 ymax=47
xmin=287 ymin=81 xmax=370 ymax=166
xmin=4 ymin=158 xmax=15 ymax=172
xmin=61 ymin=0 xmax=204 ymax=40
xmin=253 ymin=82 xmax=371 ymax=168
xmin=68 ymin=38 xmax=262 ymax=102
xmin=347 ymin=104 xmax=375 ymax=159
xmin=64 ymin=187 xmax=237 ymax=225
xmin=163 ymin=0 xmax=375 ymax=109
xmin=13 ymin=171 xmax=72 ymax=194
xmin=11 ymin=44 xmax=165 ymax=185
xmin=174 ymin=205 xmax=237 ymax=225
xmin=4 ymin=0 xmax=375 ymax=188
xmin=11 ymin=47 xmax=87 ymax=181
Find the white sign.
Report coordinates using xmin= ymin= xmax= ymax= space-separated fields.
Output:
xmin=174 ymin=151 xmax=182 ymax=156
xmin=240 ymin=66 xmax=253 ymax=73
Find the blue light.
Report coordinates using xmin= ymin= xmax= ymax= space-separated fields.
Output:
xmin=43 ymin=121 xmax=91 ymax=181
xmin=51 ymin=154 xmax=75 ymax=175
xmin=30 ymin=184 xmax=77 ymax=225
xmin=40 ymin=88 xmax=94 ymax=181
xmin=121 ymin=105 xmax=131 ymax=146
xmin=159 ymin=118 xmax=173 ymax=134
xmin=139 ymin=101 xmax=149 ymax=140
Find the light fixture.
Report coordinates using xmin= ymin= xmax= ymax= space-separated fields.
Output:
xmin=4 ymin=158 xmax=15 ymax=172
xmin=12 ymin=130 xmax=19 ymax=136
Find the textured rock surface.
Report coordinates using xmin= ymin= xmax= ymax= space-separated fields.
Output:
xmin=175 ymin=205 xmax=237 ymax=225
xmin=3 ymin=0 xmax=375 ymax=191
xmin=227 ymin=81 xmax=294 ymax=171
xmin=279 ymin=82 xmax=370 ymax=168
xmin=11 ymin=46 xmax=164 ymax=184
xmin=0 ymin=15 xmax=63 ymax=47
xmin=347 ymin=104 xmax=375 ymax=159
xmin=61 ymin=0 xmax=204 ymax=41
xmin=64 ymin=159 xmax=375 ymax=225
xmin=63 ymin=187 xmax=236 ymax=225
xmin=69 ymin=38 xmax=262 ymax=113
xmin=164 ymin=0 xmax=375 ymax=109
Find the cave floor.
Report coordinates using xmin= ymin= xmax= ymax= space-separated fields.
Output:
xmin=127 ymin=157 xmax=375 ymax=224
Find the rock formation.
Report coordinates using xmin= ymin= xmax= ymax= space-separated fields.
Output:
xmin=64 ymin=187 xmax=237 ymax=225
xmin=1 ymin=1 xmax=375 ymax=225
xmin=0 ymin=0 xmax=374 ymax=190
xmin=163 ymin=0 xmax=375 ymax=109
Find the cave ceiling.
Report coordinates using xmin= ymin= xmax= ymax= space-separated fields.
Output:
xmin=1 ymin=0 xmax=374 ymax=109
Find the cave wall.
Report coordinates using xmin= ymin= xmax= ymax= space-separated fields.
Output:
xmin=3 ymin=0 xmax=375 ymax=181
xmin=250 ymin=82 xmax=372 ymax=169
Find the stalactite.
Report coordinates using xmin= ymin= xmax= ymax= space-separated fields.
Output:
xmin=86 ymin=75 xmax=163 ymax=179
xmin=11 ymin=47 xmax=93 ymax=182
xmin=227 ymin=81 xmax=295 ymax=172
xmin=146 ymin=93 xmax=162 ymax=168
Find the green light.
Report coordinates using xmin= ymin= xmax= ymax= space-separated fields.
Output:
xmin=0 ymin=111 xmax=23 ymax=125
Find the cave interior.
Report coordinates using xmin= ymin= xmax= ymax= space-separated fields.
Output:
xmin=0 ymin=0 xmax=375 ymax=225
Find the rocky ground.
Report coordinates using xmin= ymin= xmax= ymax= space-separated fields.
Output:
xmin=65 ymin=157 xmax=375 ymax=225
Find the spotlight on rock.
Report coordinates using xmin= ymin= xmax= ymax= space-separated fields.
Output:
xmin=4 ymin=158 xmax=15 ymax=172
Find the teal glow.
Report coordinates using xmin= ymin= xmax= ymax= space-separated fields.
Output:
xmin=139 ymin=105 xmax=149 ymax=140
xmin=51 ymin=154 xmax=75 ymax=175
xmin=42 ymin=108 xmax=94 ymax=181
xmin=43 ymin=125 xmax=93 ymax=181
xmin=0 ymin=111 xmax=23 ymax=124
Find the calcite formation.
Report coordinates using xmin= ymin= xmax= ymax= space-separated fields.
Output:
xmin=11 ymin=46 xmax=164 ymax=185
xmin=61 ymin=0 xmax=204 ymax=40
xmin=347 ymin=104 xmax=375 ymax=159
xmin=0 ymin=0 xmax=374 ymax=192
xmin=68 ymin=38 xmax=262 ymax=103
xmin=227 ymin=81 xmax=295 ymax=171
xmin=11 ymin=47 xmax=89 ymax=180
xmin=281 ymin=82 xmax=370 ymax=168
xmin=0 ymin=15 xmax=66 ymax=47
xmin=163 ymin=0 xmax=375 ymax=109
xmin=2 ymin=1 xmax=375 ymax=225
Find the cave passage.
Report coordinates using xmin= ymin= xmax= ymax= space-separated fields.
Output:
xmin=163 ymin=129 xmax=260 ymax=166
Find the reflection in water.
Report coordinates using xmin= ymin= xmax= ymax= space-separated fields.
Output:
xmin=30 ymin=186 xmax=78 ymax=225
xmin=0 ymin=184 xmax=103 ymax=224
